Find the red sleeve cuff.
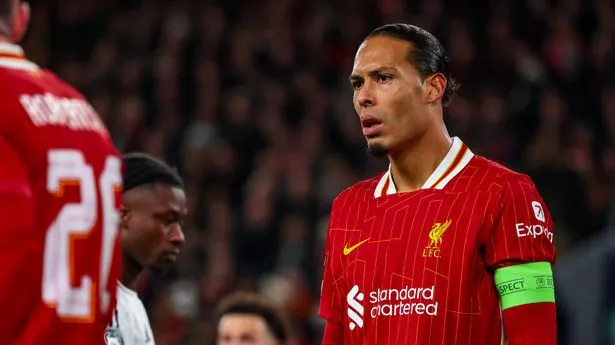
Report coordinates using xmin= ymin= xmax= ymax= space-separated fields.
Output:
xmin=502 ymin=302 xmax=557 ymax=345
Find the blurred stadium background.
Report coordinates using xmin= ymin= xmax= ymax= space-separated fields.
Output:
xmin=22 ymin=0 xmax=615 ymax=344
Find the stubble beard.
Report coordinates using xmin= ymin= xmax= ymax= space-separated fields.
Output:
xmin=366 ymin=143 xmax=388 ymax=158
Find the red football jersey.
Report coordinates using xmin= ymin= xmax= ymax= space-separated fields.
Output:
xmin=0 ymin=43 xmax=122 ymax=344
xmin=319 ymin=137 xmax=556 ymax=345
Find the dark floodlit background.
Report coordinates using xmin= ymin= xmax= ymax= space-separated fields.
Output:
xmin=22 ymin=0 xmax=615 ymax=344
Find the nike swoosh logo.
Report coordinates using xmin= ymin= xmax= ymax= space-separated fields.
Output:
xmin=343 ymin=238 xmax=370 ymax=255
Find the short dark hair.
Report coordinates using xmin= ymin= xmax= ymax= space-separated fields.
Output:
xmin=122 ymin=152 xmax=183 ymax=192
xmin=216 ymin=292 xmax=288 ymax=343
xmin=0 ymin=0 xmax=15 ymax=18
xmin=366 ymin=23 xmax=460 ymax=106
xmin=0 ymin=0 xmax=13 ymax=22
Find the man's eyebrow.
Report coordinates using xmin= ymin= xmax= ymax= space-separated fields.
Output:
xmin=350 ymin=66 xmax=397 ymax=82
xmin=349 ymin=74 xmax=362 ymax=83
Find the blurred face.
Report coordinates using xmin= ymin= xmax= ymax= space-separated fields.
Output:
xmin=217 ymin=314 xmax=278 ymax=345
xmin=121 ymin=184 xmax=187 ymax=271
xmin=350 ymin=36 xmax=443 ymax=156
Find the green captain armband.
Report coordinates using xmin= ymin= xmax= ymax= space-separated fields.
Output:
xmin=494 ymin=262 xmax=555 ymax=309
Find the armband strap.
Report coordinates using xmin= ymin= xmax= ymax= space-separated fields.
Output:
xmin=494 ymin=262 xmax=555 ymax=309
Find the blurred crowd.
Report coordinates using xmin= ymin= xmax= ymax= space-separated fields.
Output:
xmin=23 ymin=0 xmax=615 ymax=343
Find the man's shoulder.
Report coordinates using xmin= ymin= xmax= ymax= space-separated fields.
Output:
xmin=464 ymin=155 xmax=535 ymax=193
xmin=0 ymin=44 xmax=84 ymax=103
xmin=114 ymin=282 xmax=154 ymax=344
xmin=0 ymin=66 xmax=70 ymax=92
xmin=116 ymin=283 xmax=150 ymax=322
xmin=117 ymin=282 xmax=141 ymax=301
xmin=0 ymin=68 xmax=112 ymax=142
xmin=0 ymin=68 xmax=87 ymax=123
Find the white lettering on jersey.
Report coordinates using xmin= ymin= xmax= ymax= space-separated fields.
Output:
xmin=515 ymin=223 xmax=553 ymax=242
xmin=19 ymin=93 xmax=107 ymax=135
xmin=346 ymin=284 xmax=439 ymax=330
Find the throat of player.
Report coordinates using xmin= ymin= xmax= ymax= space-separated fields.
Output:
xmin=121 ymin=252 xmax=143 ymax=285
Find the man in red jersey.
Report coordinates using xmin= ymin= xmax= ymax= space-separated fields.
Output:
xmin=319 ymin=23 xmax=557 ymax=345
xmin=0 ymin=1 xmax=122 ymax=344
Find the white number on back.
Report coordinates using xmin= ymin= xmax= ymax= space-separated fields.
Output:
xmin=42 ymin=149 xmax=121 ymax=321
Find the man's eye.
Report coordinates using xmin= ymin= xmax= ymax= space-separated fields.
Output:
xmin=351 ymin=80 xmax=363 ymax=89
xmin=377 ymin=74 xmax=392 ymax=82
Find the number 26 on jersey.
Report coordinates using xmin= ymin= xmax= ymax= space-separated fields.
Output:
xmin=42 ymin=149 xmax=121 ymax=322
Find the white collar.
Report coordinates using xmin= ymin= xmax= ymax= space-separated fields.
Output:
xmin=374 ymin=137 xmax=474 ymax=198
xmin=0 ymin=42 xmax=40 ymax=71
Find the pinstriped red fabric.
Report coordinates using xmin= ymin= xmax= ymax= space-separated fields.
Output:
xmin=319 ymin=140 xmax=556 ymax=345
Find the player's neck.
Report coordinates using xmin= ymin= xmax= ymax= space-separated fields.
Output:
xmin=0 ymin=23 xmax=12 ymax=43
xmin=121 ymin=253 xmax=142 ymax=286
xmin=388 ymin=125 xmax=452 ymax=193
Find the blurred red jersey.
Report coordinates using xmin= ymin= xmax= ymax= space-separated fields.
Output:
xmin=0 ymin=43 xmax=122 ymax=344
xmin=319 ymin=137 xmax=556 ymax=344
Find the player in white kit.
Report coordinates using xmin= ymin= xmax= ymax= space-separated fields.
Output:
xmin=105 ymin=152 xmax=187 ymax=345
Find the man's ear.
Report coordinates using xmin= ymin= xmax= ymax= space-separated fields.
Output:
xmin=424 ymin=73 xmax=447 ymax=104
xmin=120 ymin=205 xmax=130 ymax=229
xmin=11 ymin=1 xmax=30 ymax=43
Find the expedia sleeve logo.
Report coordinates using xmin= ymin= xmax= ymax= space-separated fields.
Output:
xmin=515 ymin=223 xmax=553 ymax=242
xmin=531 ymin=201 xmax=545 ymax=222
xmin=514 ymin=200 xmax=553 ymax=243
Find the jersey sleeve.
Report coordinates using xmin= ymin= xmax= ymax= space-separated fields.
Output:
xmin=318 ymin=199 xmax=343 ymax=323
xmin=0 ymin=135 xmax=37 ymax=341
xmin=484 ymin=174 xmax=558 ymax=343
xmin=484 ymin=174 xmax=556 ymax=269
